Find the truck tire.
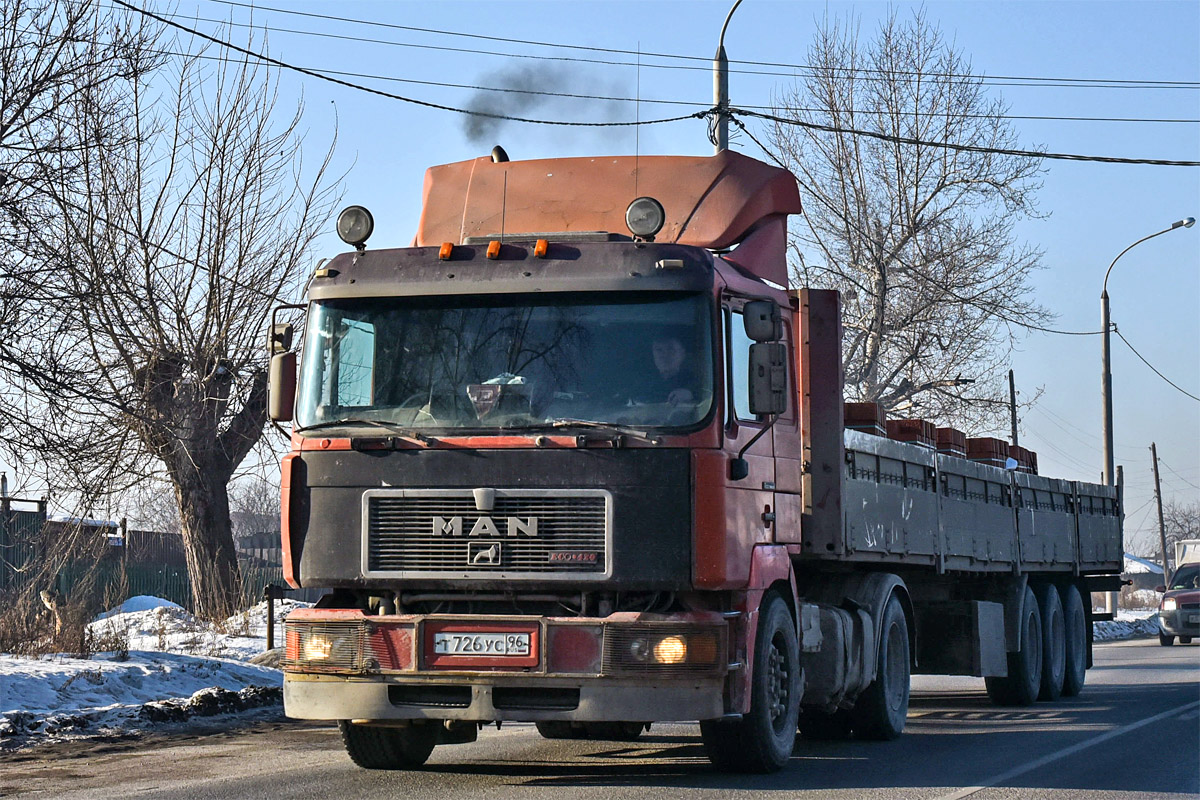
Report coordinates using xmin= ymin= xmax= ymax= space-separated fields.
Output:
xmin=1035 ymin=584 xmax=1066 ymax=701
xmin=797 ymin=708 xmax=854 ymax=740
xmin=1060 ymin=584 xmax=1087 ymax=697
xmin=985 ymin=585 xmax=1042 ymax=707
xmin=1060 ymin=585 xmax=1089 ymax=695
xmin=850 ymin=593 xmax=910 ymax=740
xmin=338 ymin=721 xmax=438 ymax=769
xmin=700 ymin=593 xmax=800 ymax=773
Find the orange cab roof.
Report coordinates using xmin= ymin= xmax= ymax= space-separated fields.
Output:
xmin=414 ymin=150 xmax=801 ymax=251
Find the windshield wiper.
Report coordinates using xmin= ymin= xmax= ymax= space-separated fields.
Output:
xmin=295 ymin=418 xmax=436 ymax=445
xmin=548 ymin=418 xmax=661 ymax=445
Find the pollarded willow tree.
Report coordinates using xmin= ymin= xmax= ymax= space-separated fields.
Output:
xmin=15 ymin=36 xmax=338 ymax=618
xmin=768 ymin=10 xmax=1051 ymax=430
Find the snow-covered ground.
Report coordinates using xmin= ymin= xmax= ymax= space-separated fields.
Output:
xmin=1 ymin=595 xmax=309 ymax=750
xmin=0 ymin=596 xmax=1167 ymax=752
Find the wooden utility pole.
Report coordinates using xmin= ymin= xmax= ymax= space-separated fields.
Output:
xmin=1008 ymin=370 xmax=1018 ymax=448
xmin=1150 ymin=442 xmax=1170 ymax=584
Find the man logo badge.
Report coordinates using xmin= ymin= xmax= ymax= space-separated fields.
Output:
xmin=468 ymin=541 xmax=502 ymax=566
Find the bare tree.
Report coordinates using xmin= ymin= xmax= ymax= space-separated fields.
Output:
xmin=11 ymin=35 xmax=337 ymax=618
xmin=1163 ymin=500 xmax=1200 ymax=570
xmin=767 ymin=10 xmax=1051 ymax=430
xmin=0 ymin=0 xmax=160 ymax=435
xmin=229 ymin=476 xmax=280 ymax=541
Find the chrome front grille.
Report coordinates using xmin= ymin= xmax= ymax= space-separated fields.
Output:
xmin=362 ymin=489 xmax=611 ymax=579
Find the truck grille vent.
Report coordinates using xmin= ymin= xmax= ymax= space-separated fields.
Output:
xmin=364 ymin=490 xmax=609 ymax=577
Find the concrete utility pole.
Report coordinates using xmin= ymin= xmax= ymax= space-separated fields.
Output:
xmin=1101 ymin=217 xmax=1195 ymax=486
xmin=712 ymin=0 xmax=743 ymax=153
xmin=1150 ymin=442 xmax=1170 ymax=584
xmin=1008 ymin=369 xmax=1018 ymax=449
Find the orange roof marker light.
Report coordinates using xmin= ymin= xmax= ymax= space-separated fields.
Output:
xmin=438 ymin=242 xmax=454 ymax=260
xmin=486 ymin=240 xmax=502 ymax=260
xmin=533 ymin=239 xmax=549 ymax=258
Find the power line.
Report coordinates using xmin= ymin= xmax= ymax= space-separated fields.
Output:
xmin=1159 ymin=460 xmax=1200 ymax=491
xmin=734 ymin=107 xmax=1200 ymax=167
xmin=115 ymin=1 xmax=704 ymax=129
xmin=118 ymin=4 xmax=1200 ymax=168
xmin=200 ymin=0 xmax=1200 ymax=91
xmin=133 ymin=10 xmax=1200 ymax=126
xmin=1113 ymin=328 xmax=1200 ymax=402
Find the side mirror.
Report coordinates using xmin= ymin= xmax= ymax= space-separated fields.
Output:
xmin=748 ymin=342 xmax=787 ymax=416
xmin=743 ymin=300 xmax=782 ymax=342
xmin=268 ymin=322 xmax=294 ymax=354
xmin=1155 ymin=585 xmax=1166 ymax=593
xmin=269 ymin=352 xmax=297 ymax=421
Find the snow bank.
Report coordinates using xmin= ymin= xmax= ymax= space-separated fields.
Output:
xmin=1 ymin=595 xmax=309 ymax=750
xmin=1093 ymin=609 xmax=1161 ymax=641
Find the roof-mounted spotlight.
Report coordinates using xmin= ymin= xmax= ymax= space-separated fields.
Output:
xmin=337 ymin=205 xmax=374 ymax=251
xmin=626 ymin=196 xmax=665 ymax=241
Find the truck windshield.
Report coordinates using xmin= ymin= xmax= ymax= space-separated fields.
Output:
xmin=295 ymin=293 xmax=715 ymax=432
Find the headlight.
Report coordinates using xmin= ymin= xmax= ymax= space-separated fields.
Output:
xmin=302 ymin=633 xmax=334 ymax=660
xmin=1162 ymin=597 xmax=1178 ymax=612
xmin=653 ymin=636 xmax=687 ymax=665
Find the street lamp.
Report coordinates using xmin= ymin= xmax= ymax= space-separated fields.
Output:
xmin=1100 ymin=216 xmax=1195 ymax=485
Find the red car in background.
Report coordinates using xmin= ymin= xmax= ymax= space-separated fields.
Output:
xmin=1158 ymin=562 xmax=1200 ymax=645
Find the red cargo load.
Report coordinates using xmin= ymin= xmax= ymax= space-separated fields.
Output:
xmin=1010 ymin=445 xmax=1039 ymax=474
xmin=967 ymin=437 xmax=1010 ymax=468
xmin=936 ymin=427 xmax=967 ymax=457
xmin=844 ymin=401 xmax=886 ymax=437
xmin=886 ymin=418 xmax=936 ymax=449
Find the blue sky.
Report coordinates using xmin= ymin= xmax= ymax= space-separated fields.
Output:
xmin=6 ymin=1 xmax=1198 ymax=553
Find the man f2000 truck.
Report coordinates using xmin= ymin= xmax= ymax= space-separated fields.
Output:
xmin=267 ymin=149 xmax=1123 ymax=773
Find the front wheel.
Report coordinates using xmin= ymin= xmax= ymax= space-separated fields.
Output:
xmin=339 ymin=721 xmax=438 ymax=769
xmin=701 ymin=592 xmax=800 ymax=773
xmin=850 ymin=593 xmax=911 ymax=740
xmin=985 ymin=585 xmax=1042 ymax=706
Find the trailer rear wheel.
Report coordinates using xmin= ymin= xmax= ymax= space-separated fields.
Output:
xmin=1035 ymin=584 xmax=1066 ymax=701
xmin=985 ymin=585 xmax=1042 ymax=706
xmin=700 ymin=593 xmax=800 ymax=773
xmin=1060 ymin=584 xmax=1087 ymax=697
xmin=338 ymin=721 xmax=438 ymax=769
xmin=850 ymin=593 xmax=910 ymax=740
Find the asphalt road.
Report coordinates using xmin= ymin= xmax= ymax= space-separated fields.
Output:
xmin=3 ymin=639 xmax=1197 ymax=800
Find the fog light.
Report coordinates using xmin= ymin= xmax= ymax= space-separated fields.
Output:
xmin=653 ymin=636 xmax=687 ymax=664
xmin=302 ymin=634 xmax=334 ymax=661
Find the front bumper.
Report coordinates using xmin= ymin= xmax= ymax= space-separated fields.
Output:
xmin=281 ymin=608 xmax=732 ymax=723
xmin=284 ymin=673 xmax=724 ymax=722
xmin=1159 ymin=608 xmax=1200 ymax=637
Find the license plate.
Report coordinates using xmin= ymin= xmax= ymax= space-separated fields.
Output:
xmin=433 ymin=632 xmax=531 ymax=656
xmin=1187 ymin=614 xmax=1200 ymax=625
